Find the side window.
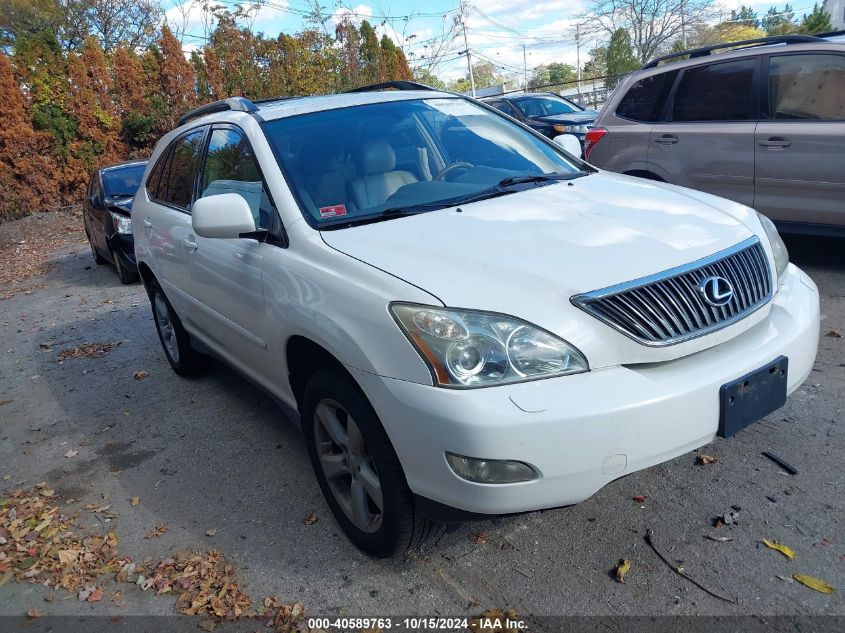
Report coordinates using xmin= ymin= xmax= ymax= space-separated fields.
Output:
xmin=162 ymin=130 xmax=205 ymax=209
xmin=199 ymin=128 xmax=274 ymax=229
xmin=616 ymin=70 xmax=678 ymax=122
xmin=146 ymin=146 xmax=171 ymax=200
xmin=769 ymin=54 xmax=845 ymax=120
xmin=672 ymin=60 xmax=756 ymax=122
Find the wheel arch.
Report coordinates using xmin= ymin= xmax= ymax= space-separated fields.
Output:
xmin=286 ymin=335 xmax=359 ymax=410
xmin=137 ymin=261 xmax=155 ymax=292
xmin=623 ymin=169 xmax=665 ymax=182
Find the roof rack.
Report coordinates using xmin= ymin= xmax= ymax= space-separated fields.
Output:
xmin=642 ymin=34 xmax=822 ymax=69
xmin=345 ymin=80 xmax=437 ymax=93
xmin=177 ymin=97 xmax=258 ymax=127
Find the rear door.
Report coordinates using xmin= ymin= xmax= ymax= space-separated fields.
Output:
xmin=754 ymin=52 xmax=845 ymax=227
xmin=144 ymin=127 xmax=207 ymax=317
xmin=186 ymin=125 xmax=273 ymax=361
xmin=649 ymin=58 xmax=758 ymax=206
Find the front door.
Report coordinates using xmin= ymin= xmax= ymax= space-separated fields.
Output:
xmin=186 ymin=125 xmax=274 ymax=365
xmin=648 ymin=58 xmax=758 ymax=207
xmin=754 ymin=52 xmax=845 ymax=227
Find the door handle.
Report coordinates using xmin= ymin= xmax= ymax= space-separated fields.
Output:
xmin=143 ymin=219 xmax=152 ymax=228
xmin=182 ymin=238 xmax=198 ymax=252
xmin=759 ymin=137 xmax=791 ymax=148
xmin=655 ymin=135 xmax=678 ymax=145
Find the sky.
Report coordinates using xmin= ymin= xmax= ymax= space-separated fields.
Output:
xmin=161 ymin=0 xmax=821 ymax=82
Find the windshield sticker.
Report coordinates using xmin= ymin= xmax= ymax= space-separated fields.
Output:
xmin=320 ymin=204 xmax=347 ymax=219
xmin=423 ymin=99 xmax=483 ymax=117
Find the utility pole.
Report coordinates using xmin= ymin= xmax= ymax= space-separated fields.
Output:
xmin=522 ymin=43 xmax=527 ymax=91
xmin=680 ymin=0 xmax=687 ymax=49
xmin=575 ymin=23 xmax=582 ymax=103
xmin=459 ymin=0 xmax=476 ymax=96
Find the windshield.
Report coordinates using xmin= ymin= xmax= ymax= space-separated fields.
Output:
xmin=514 ymin=96 xmax=582 ymax=117
xmin=102 ymin=163 xmax=146 ymax=198
xmin=262 ymin=98 xmax=584 ymax=227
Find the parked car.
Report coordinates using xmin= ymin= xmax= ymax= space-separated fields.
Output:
xmin=586 ymin=33 xmax=845 ymax=235
xmin=133 ymin=83 xmax=819 ymax=557
xmin=83 ymin=160 xmax=147 ymax=283
xmin=483 ymin=93 xmax=598 ymax=144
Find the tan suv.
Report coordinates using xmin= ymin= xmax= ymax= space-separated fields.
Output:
xmin=586 ymin=33 xmax=845 ymax=235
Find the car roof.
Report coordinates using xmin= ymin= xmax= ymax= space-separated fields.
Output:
xmin=100 ymin=160 xmax=147 ymax=172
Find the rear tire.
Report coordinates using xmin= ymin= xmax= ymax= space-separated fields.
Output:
xmin=148 ymin=279 xmax=209 ymax=376
xmin=302 ymin=368 xmax=443 ymax=557
xmin=87 ymin=229 xmax=106 ymax=265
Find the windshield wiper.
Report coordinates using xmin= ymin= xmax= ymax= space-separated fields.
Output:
xmin=497 ymin=171 xmax=586 ymax=187
xmin=108 ymin=192 xmax=136 ymax=199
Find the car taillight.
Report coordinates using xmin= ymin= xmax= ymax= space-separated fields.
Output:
xmin=584 ymin=127 xmax=608 ymax=160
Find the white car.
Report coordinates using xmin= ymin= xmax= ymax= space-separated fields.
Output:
xmin=132 ymin=83 xmax=820 ymax=557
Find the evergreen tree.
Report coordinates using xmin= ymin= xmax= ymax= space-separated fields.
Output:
xmin=605 ymin=28 xmax=638 ymax=88
xmin=800 ymin=3 xmax=832 ymax=33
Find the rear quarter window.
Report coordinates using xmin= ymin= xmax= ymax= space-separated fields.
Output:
xmin=146 ymin=129 xmax=206 ymax=210
xmin=616 ymin=70 xmax=678 ymax=122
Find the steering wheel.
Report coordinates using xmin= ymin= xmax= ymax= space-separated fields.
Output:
xmin=434 ymin=162 xmax=474 ymax=181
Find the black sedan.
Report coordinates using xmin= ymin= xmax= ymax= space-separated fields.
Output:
xmin=83 ymin=160 xmax=146 ymax=284
xmin=484 ymin=93 xmax=598 ymax=143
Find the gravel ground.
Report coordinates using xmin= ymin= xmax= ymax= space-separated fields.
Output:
xmin=0 ymin=212 xmax=843 ymax=628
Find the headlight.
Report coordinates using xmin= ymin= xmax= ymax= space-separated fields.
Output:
xmin=110 ymin=212 xmax=132 ymax=234
xmin=757 ymin=212 xmax=788 ymax=281
xmin=552 ymin=124 xmax=569 ymax=133
xmin=390 ymin=304 xmax=588 ymax=388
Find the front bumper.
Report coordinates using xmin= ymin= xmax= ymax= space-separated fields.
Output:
xmin=350 ymin=263 xmax=819 ymax=515
xmin=107 ymin=232 xmax=137 ymax=273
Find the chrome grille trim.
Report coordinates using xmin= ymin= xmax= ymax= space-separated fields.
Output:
xmin=571 ymin=237 xmax=773 ymax=347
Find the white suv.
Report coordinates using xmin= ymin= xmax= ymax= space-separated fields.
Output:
xmin=133 ymin=83 xmax=820 ymax=557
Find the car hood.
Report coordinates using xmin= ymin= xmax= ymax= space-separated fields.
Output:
xmin=106 ymin=196 xmax=134 ymax=216
xmin=321 ymin=172 xmax=764 ymax=366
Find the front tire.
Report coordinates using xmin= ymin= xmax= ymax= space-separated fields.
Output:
xmin=113 ymin=249 xmax=139 ymax=285
xmin=148 ymin=279 xmax=209 ymax=376
xmin=86 ymin=228 xmax=106 ymax=265
xmin=302 ymin=369 xmax=443 ymax=557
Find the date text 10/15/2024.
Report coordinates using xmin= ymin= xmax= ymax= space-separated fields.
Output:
xmin=306 ymin=616 xmax=528 ymax=630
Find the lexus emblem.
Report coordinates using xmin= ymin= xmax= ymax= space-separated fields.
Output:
xmin=699 ymin=275 xmax=734 ymax=307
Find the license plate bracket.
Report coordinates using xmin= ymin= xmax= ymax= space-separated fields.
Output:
xmin=719 ymin=356 xmax=788 ymax=438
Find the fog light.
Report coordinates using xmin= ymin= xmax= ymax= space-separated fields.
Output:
xmin=446 ymin=452 xmax=539 ymax=484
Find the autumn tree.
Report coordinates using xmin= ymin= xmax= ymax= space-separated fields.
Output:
xmin=359 ymin=20 xmax=381 ymax=84
xmin=155 ymin=25 xmax=197 ymax=133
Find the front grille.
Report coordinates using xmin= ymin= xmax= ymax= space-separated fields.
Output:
xmin=571 ymin=237 xmax=773 ymax=346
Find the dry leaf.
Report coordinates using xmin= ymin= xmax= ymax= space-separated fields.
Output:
xmin=130 ymin=496 xmax=140 ymax=507
xmin=26 ymin=609 xmax=43 ymax=618
xmin=470 ymin=531 xmax=487 ymax=545
xmin=705 ymin=535 xmax=733 ymax=542
xmin=39 ymin=488 xmax=55 ymax=497
xmin=763 ymin=539 xmax=795 ymax=559
xmin=132 ymin=370 xmax=149 ymax=380
xmin=793 ymin=574 xmax=835 ymax=594
xmin=87 ymin=586 xmax=104 ymax=602
xmin=205 ymin=528 xmax=217 ymax=537
xmin=145 ymin=525 xmax=168 ymax=539
xmin=64 ymin=449 xmax=78 ymax=458
xmin=58 ymin=549 xmax=80 ymax=565
xmin=825 ymin=330 xmax=842 ymax=338
xmin=632 ymin=495 xmax=647 ymax=503
xmin=302 ymin=513 xmax=318 ymax=526
xmin=614 ymin=559 xmax=631 ymax=583
xmin=696 ymin=454 xmax=718 ymax=465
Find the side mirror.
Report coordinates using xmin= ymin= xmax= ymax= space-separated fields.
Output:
xmin=90 ymin=194 xmax=101 ymax=208
xmin=553 ymin=134 xmax=583 ymax=159
xmin=192 ymin=193 xmax=256 ymax=239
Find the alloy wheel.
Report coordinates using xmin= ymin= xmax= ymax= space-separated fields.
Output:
xmin=154 ymin=294 xmax=180 ymax=363
xmin=313 ymin=398 xmax=383 ymax=533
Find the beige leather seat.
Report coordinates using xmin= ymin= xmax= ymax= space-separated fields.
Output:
xmin=347 ymin=140 xmax=417 ymax=209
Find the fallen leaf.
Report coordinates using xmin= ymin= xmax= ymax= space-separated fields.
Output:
xmin=58 ymin=549 xmax=80 ymax=565
xmin=469 ymin=531 xmax=487 ymax=545
xmin=0 ymin=399 xmax=12 ymax=407
xmin=205 ymin=528 xmax=217 ymax=537
xmin=39 ymin=488 xmax=55 ymax=497
xmin=26 ymin=609 xmax=43 ymax=618
xmin=763 ymin=539 xmax=795 ymax=559
xmin=44 ymin=594 xmax=54 ymax=602
xmin=130 ymin=496 xmax=140 ymax=507
xmin=632 ymin=495 xmax=647 ymax=503
xmin=145 ymin=525 xmax=168 ymax=539
xmin=614 ymin=559 xmax=631 ymax=583
xmin=86 ymin=587 xmax=104 ymax=602
xmin=705 ymin=535 xmax=733 ymax=542
xmin=64 ymin=450 xmax=78 ymax=458
xmin=198 ymin=620 xmax=217 ymax=632
xmin=132 ymin=370 xmax=149 ymax=380
xmin=825 ymin=330 xmax=842 ymax=338
xmin=111 ymin=590 xmax=123 ymax=603
xmin=302 ymin=513 xmax=318 ymax=526
xmin=696 ymin=454 xmax=718 ymax=465
xmin=793 ymin=574 xmax=835 ymax=594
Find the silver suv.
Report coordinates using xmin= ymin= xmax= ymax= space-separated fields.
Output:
xmin=587 ymin=33 xmax=845 ymax=235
